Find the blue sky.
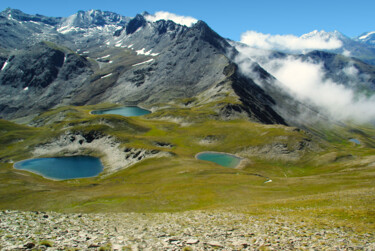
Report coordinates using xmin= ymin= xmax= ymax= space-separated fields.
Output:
xmin=1 ymin=0 xmax=374 ymax=40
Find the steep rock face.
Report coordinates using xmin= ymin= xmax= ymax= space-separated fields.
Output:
xmin=0 ymin=43 xmax=65 ymax=89
xmin=87 ymin=19 xmax=242 ymax=106
xmin=125 ymin=14 xmax=147 ymax=35
xmin=72 ymin=19 xmax=234 ymax=106
xmin=0 ymin=42 xmax=92 ymax=119
xmin=228 ymin=67 xmax=287 ymax=125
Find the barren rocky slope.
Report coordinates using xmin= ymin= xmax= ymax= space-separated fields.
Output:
xmin=1 ymin=210 xmax=374 ymax=250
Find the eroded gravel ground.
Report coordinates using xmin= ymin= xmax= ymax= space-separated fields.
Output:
xmin=0 ymin=210 xmax=374 ymax=250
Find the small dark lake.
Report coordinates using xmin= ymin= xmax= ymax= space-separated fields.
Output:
xmin=14 ymin=156 xmax=104 ymax=180
xmin=91 ymin=106 xmax=151 ymax=117
xmin=196 ymin=152 xmax=241 ymax=168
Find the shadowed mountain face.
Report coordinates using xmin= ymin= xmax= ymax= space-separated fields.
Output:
xmin=0 ymin=42 xmax=92 ymax=118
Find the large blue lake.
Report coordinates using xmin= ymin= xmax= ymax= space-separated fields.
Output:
xmin=14 ymin=156 xmax=104 ymax=180
xmin=196 ymin=152 xmax=241 ymax=168
xmin=91 ymin=106 xmax=151 ymax=117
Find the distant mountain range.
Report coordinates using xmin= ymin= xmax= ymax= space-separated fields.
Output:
xmin=356 ymin=31 xmax=375 ymax=45
xmin=0 ymin=8 xmax=375 ymax=126
xmin=300 ymin=30 xmax=375 ymax=65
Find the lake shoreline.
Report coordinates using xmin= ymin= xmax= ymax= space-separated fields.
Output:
xmin=13 ymin=156 xmax=104 ymax=181
xmin=195 ymin=151 xmax=246 ymax=169
xmin=90 ymin=105 xmax=151 ymax=116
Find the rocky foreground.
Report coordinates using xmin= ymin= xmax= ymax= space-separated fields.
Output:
xmin=0 ymin=210 xmax=374 ymax=250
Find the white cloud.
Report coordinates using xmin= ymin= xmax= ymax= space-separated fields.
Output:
xmin=263 ymin=57 xmax=375 ymax=123
xmin=144 ymin=11 xmax=197 ymax=27
xmin=234 ymin=44 xmax=375 ymax=124
xmin=240 ymin=30 xmax=343 ymax=53
xmin=342 ymin=49 xmax=352 ymax=57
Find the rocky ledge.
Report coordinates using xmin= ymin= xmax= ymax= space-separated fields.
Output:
xmin=0 ymin=210 xmax=374 ymax=250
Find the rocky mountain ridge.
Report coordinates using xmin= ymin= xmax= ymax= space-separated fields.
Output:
xmin=277 ymin=29 xmax=375 ymax=65
xmin=0 ymin=8 xmax=291 ymax=126
xmin=0 ymin=8 xmax=375 ymax=127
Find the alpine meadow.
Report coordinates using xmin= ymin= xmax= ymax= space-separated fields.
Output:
xmin=0 ymin=7 xmax=375 ymax=250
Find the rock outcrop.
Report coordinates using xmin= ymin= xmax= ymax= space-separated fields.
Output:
xmin=32 ymin=131 xmax=170 ymax=174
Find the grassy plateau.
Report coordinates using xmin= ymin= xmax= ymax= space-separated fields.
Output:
xmin=0 ymin=100 xmax=374 ymax=234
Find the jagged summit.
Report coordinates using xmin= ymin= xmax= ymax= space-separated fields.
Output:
xmin=125 ymin=14 xmax=147 ymax=35
xmin=56 ymin=9 xmax=129 ymax=35
xmin=59 ymin=9 xmax=128 ymax=28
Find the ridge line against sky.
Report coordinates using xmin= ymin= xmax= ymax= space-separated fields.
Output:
xmin=1 ymin=0 xmax=374 ymax=41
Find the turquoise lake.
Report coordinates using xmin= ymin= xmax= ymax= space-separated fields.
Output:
xmin=349 ymin=138 xmax=361 ymax=145
xmin=14 ymin=156 xmax=104 ymax=180
xmin=196 ymin=152 xmax=241 ymax=168
xmin=91 ymin=106 xmax=151 ymax=117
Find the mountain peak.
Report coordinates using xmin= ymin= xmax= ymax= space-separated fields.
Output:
xmin=141 ymin=11 xmax=150 ymax=16
xmin=56 ymin=9 xmax=128 ymax=34
xmin=357 ymin=31 xmax=375 ymax=46
xmin=1 ymin=8 xmax=28 ymax=19
xmin=143 ymin=11 xmax=197 ymax=27
xmin=191 ymin=20 xmax=231 ymax=52
xmin=1 ymin=8 xmax=61 ymax=25
xmin=301 ymin=30 xmax=346 ymax=40
xmin=125 ymin=14 xmax=147 ymax=35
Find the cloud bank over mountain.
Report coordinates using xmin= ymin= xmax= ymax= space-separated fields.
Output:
xmin=268 ymin=58 xmax=375 ymax=123
xmin=235 ymin=45 xmax=375 ymax=124
xmin=144 ymin=11 xmax=197 ymax=27
xmin=240 ymin=30 xmax=343 ymax=53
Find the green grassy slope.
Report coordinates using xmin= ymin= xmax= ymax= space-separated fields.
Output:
xmin=0 ymin=101 xmax=374 ymax=231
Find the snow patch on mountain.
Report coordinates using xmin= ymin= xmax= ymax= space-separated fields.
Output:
xmin=132 ymin=59 xmax=154 ymax=67
xmin=101 ymin=73 xmax=113 ymax=79
xmin=136 ymin=48 xmax=159 ymax=56
xmin=98 ymin=55 xmax=111 ymax=60
xmin=1 ymin=60 xmax=9 ymax=71
xmin=357 ymin=31 xmax=375 ymax=46
xmin=359 ymin=31 xmax=375 ymax=40
xmin=57 ymin=24 xmax=122 ymax=34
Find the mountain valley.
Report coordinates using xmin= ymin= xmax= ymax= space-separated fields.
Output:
xmin=0 ymin=8 xmax=375 ymax=250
